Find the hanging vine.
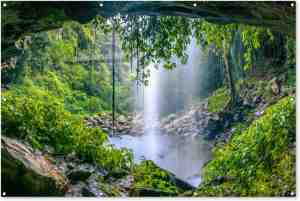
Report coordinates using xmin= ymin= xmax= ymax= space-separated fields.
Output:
xmin=112 ymin=17 xmax=116 ymax=134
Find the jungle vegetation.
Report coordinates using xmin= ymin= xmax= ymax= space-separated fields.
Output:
xmin=1 ymin=12 xmax=296 ymax=197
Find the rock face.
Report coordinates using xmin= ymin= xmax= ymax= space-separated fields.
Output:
xmin=2 ymin=2 xmax=295 ymax=65
xmin=1 ymin=134 xmax=199 ymax=197
xmin=85 ymin=113 xmax=144 ymax=136
xmin=1 ymin=136 xmax=67 ymax=196
xmin=62 ymin=160 xmax=109 ymax=197
xmin=1 ymin=136 xmax=132 ymax=197
xmin=160 ymin=101 xmax=226 ymax=140
xmin=1 ymin=136 xmax=113 ymax=197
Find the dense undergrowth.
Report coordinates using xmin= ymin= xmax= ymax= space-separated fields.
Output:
xmin=1 ymin=89 xmax=133 ymax=174
xmin=2 ymin=21 xmax=132 ymax=116
xmin=207 ymin=87 xmax=230 ymax=113
xmin=1 ymin=14 xmax=296 ymax=197
xmin=1 ymin=21 xmax=134 ymax=175
xmin=207 ymin=66 xmax=296 ymax=115
xmin=196 ymin=96 xmax=296 ymax=196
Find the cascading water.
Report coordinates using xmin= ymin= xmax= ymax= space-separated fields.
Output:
xmin=110 ymin=37 xmax=213 ymax=187
xmin=143 ymin=64 xmax=160 ymax=134
xmin=141 ymin=64 xmax=161 ymax=161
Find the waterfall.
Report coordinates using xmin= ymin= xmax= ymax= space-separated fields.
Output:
xmin=111 ymin=36 xmax=213 ymax=187
xmin=141 ymin=36 xmax=203 ymax=119
xmin=138 ymin=36 xmax=204 ymax=161
xmin=144 ymin=64 xmax=160 ymax=133
xmin=142 ymin=64 xmax=160 ymax=160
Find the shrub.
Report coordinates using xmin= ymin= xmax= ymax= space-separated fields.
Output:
xmin=196 ymin=96 xmax=296 ymax=196
xmin=207 ymin=87 xmax=230 ymax=113
xmin=132 ymin=160 xmax=179 ymax=194
xmin=1 ymin=89 xmax=133 ymax=173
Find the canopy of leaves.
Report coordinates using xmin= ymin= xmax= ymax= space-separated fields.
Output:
xmin=193 ymin=19 xmax=274 ymax=70
xmin=118 ymin=16 xmax=191 ymax=74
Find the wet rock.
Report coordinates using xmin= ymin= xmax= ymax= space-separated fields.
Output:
xmin=1 ymin=136 xmax=68 ymax=196
xmin=177 ymin=127 xmax=183 ymax=134
xmin=67 ymin=164 xmax=96 ymax=184
xmin=55 ymin=159 xmax=69 ymax=174
xmin=243 ymin=99 xmax=255 ymax=108
xmin=65 ymin=182 xmax=86 ymax=197
xmin=253 ymin=95 xmax=262 ymax=104
xmin=102 ymin=127 xmax=109 ymax=132
xmin=114 ymin=175 xmax=134 ymax=191
xmin=130 ymin=187 xmax=178 ymax=197
xmin=255 ymin=110 xmax=264 ymax=117
xmin=169 ymin=174 xmax=196 ymax=191
xmin=66 ymin=177 xmax=106 ymax=197
xmin=233 ymin=112 xmax=243 ymax=122
xmin=85 ymin=113 xmax=145 ymax=136
xmin=66 ymin=162 xmax=76 ymax=170
xmin=270 ymin=77 xmax=281 ymax=95
xmin=205 ymin=119 xmax=222 ymax=140
xmin=66 ymin=151 xmax=77 ymax=161
xmin=84 ymin=174 xmax=106 ymax=197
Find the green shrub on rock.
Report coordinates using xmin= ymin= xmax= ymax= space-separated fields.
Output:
xmin=196 ymin=96 xmax=295 ymax=196
xmin=1 ymin=89 xmax=133 ymax=173
xmin=132 ymin=160 xmax=179 ymax=195
xmin=207 ymin=87 xmax=230 ymax=113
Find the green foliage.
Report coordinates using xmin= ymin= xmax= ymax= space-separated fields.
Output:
xmin=118 ymin=16 xmax=191 ymax=84
xmin=240 ymin=25 xmax=274 ymax=70
xmin=2 ymin=87 xmax=104 ymax=153
xmin=1 ymin=88 xmax=133 ymax=173
xmin=193 ymin=20 xmax=274 ymax=71
xmin=237 ymin=78 xmax=273 ymax=104
xmin=286 ymin=36 xmax=296 ymax=68
xmin=193 ymin=20 xmax=237 ymax=53
xmin=286 ymin=68 xmax=296 ymax=88
xmin=1 ymin=19 xmax=136 ymax=175
xmin=120 ymin=16 xmax=191 ymax=65
xmin=97 ymin=176 xmax=122 ymax=196
xmin=196 ymin=96 xmax=296 ymax=196
xmin=207 ymin=87 xmax=230 ymax=113
xmin=285 ymin=36 xmax=296 ymax=88
xmin=133 ymin=160 xmax=179 ymax=194
xmin=2 ymin=20 xmax=131 ymax=115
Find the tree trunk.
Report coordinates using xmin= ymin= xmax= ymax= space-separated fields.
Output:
xmin=223 ymin=49 xmax=238 ymax=106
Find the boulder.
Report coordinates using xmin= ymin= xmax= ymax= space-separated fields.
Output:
xmin=113 ymin=175 xmax=134 ymax=192
xmin=65 ymin=182 xmax=86 ymax=197
xmin=270 ymin=78 xmax=281 ymax=95
xmin=130 ymin=187 xmax=178 ymax=197
xmin=253 ymin=95 xmax=262 ymax=104
xmin=1 ymin=136 xmax=68 ymax=196
xmin=84 ymin=174 xmax=106 ymax=197
xmin=204 ymin=118 xmax=223 ymax=140
xmin=66 ymin=178 xmax=106 ymax=197
xmin=67 ymin=164 xmax=96 ymax=184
